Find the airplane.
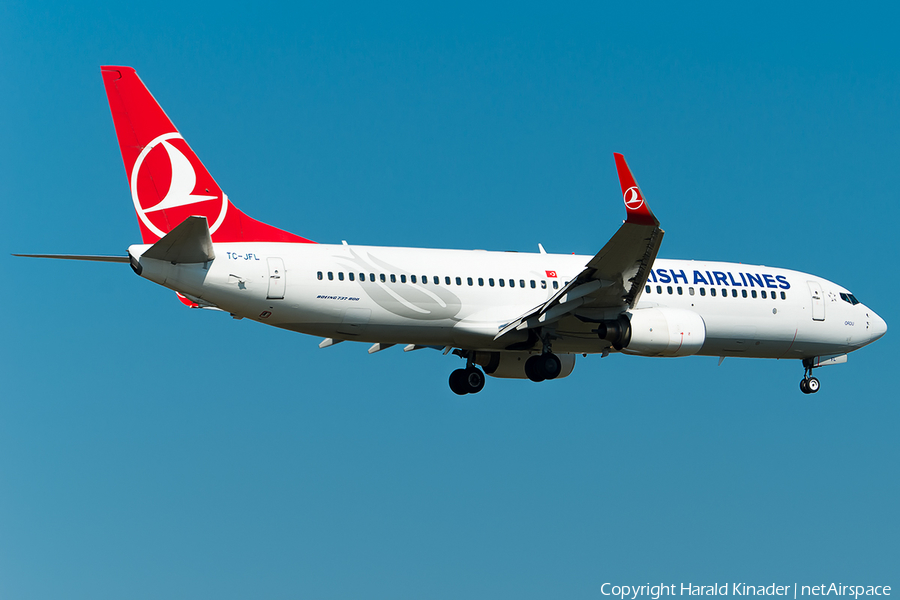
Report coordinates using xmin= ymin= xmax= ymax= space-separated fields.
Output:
xmin=15 ymin=66 xmax=887 ymax=395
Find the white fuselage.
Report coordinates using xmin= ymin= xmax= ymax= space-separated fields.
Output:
xmin=130 ymin=242 xmax=886 ymax=361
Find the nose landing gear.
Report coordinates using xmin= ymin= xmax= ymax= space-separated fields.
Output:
xmin=799 ymin=362 xmax=820 ymax=394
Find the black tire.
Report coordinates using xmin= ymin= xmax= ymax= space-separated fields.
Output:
xmin=807 ymin=377 xmax=820 ymax=393
xmin=800 ymin=379 xmax=809 ymax=394
xmin=449 ymin=369 xmax=468 ymax=395
xmin=525 ymin=356 xmax=545 ymax=382
xmin=464 ymin=367 xmax=485 ymax=394
xmin=540 ymin=353 xmax=563 ymax=380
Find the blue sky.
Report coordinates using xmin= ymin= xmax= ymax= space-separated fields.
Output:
xmin=1 ymin=2 xmax=898 ymax=598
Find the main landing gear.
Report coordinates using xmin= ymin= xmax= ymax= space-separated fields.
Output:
xmin=449 ymin=366 xmax=485 ymax=395
xmin=799 ymin=361 xmax=820 ymax=395
xmin=525 ymin=353 xmax=562 ymax=382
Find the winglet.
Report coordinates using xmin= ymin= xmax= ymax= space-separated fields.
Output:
xmin=614 ymin=153 xmax=659 ymax=226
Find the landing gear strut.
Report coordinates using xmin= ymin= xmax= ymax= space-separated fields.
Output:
xmin=449 ymin=366 xmax=485 ymax=395
xmin=799 ymin=361 xmax=820 ymax=394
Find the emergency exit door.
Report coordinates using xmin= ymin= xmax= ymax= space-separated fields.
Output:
xmin=267 ymin=257 xmax=285 ymax=299
xmin=807 ymin=281 xmax=825 ymax=321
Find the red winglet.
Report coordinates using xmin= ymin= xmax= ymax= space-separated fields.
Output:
xmin=613 ymin=153 xmax=659 ymax=227
xmin=101 ymin=66 xmax=315 ymax=245
xmin=175 ymin=292 xmax=200 ymax=308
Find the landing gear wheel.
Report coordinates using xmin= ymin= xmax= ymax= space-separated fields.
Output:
xmin=800 ymin=379 xmax=810 ymax=394
xmin=464 ymin=367 xmax=485 ymax=394
xmin=449 ymin=369 xmax=468 ymax=395
xmin=525 ymin=353 xmax=562 ymax=382
xmin=525 ymin=356 xmax=545 ymax=382
xmin=540 ymin=353 xmax=562 ymax=380
xmin=806 ymin=377 xmax=820 ymax=393
xmin=449 ymin=367 xmax=486 ymax=394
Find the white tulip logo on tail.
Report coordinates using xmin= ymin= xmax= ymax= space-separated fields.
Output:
xmin=623 ymin=186 xmax=644 ymax=211
xmin=130 ymin=132 xmax=228 ymax=238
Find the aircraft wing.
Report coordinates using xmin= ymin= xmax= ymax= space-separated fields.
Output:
xmin=496 ymin=153 xmax=664 ymax=339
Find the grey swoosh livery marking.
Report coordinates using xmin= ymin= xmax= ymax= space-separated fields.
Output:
xmin=337 ymin=248 xmax=463 ymax=321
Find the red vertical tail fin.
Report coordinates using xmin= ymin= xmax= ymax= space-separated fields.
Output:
xmin=101 ymin=66 xmax=314 ymax=244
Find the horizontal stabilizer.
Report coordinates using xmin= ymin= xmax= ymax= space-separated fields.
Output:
xmin=142 ymin=216 xmax=215 ymax=263
xmin=13 ymin=254 xmax=130 ymax=262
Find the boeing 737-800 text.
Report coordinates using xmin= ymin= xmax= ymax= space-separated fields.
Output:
xmin=16 ymin=67 xmax=887 ymax=395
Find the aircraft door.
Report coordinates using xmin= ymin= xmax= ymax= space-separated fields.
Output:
xmin=267 ymin=257 xmax=286 ymax=299
xmin=807 ymin=281 xmax=825 ymax=321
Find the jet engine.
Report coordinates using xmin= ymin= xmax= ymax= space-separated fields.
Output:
xmin=597 ymin=308 xmax=707 ymax=357
xmin=472 ymin=351 xmax=576 ymax=379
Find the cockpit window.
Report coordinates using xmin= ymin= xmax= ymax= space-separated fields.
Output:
xmin=840 ymin=292 xmax=861 ymax=305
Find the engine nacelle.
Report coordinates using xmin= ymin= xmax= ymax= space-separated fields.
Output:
xmin=598 ymin=308 xmax=706 ymax=357
xmin=472 ymin=351 xmax=576 ymax=379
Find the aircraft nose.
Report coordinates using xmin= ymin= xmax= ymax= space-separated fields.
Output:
xmin=869 ymin=311 xmax=887 ymax=342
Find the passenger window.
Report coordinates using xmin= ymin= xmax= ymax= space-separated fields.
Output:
xmin=445 ymin=276 xmax=450 ymax=285
xmin=761 ymin=290 xmax=767 ymax=298
xmin=489 ymin=278 xmax=495 ymax=287
xmin=657 ymin=285 xmax=662 ymax=294
xmin=467 ymin=277 xmax=473 ymax=286
xmin=722 ymin=289 xmax=727 ymax=297
xmin=541 ymin=281 xmax=547 ymax=289
xmin=380 ymin=274 xmax=386 ymax=283
xmin=348 ymin=272 xmax=355 ymax=281
xmin=338 ymin=272 xmax=344 ymax=281
xmin=699 ymin=288 xmax=706 ymax=296
xmin=530 ymin=280 xmax=536 ymax=289
xmin=781 ymin=292 xmax=787 ymax=299
xmin=390 ymin=274 xmax=396 ymax=283
xmin=434 ymin=276 xmax=439 ymax=285
xmin=677 ymin=286 xmax=683 ymax=295
xmin=732 ymin=289 xmax=738 ymax=297
xmin=710 ymin=288 xmax=716 ymax=297
xmin=478 ymin=277 xmax=484 ymax=286
xmin=369 ymin=273 xmax=375 ymax=282
xmin=552 ymin=281 xmax=559 ymax=289
xmin=456 ymin=277 xmax=462 ymax=286
xmin=741 ymin=289 xmax=747 ymax=298
xmin=328 ymin=272 xmax=334 ymax=281
xmin=509 ymin=279 xmax=515 ymax=288
xmin=499 ymin=279 xmax=505 ymax=287
xmin=411 ymin=275 xmax=416 ymax=283
xmin=360 ymin=273 xmax=365 ymax=281
xmin=646 ymin=285 xmax=651 ymax=293
xmin=317 ymin=271 xmax=323 ymax=280
xmin=400 ymin=274 xmax=406 ymax=283
xmin=667 ymin=286 xmax=673 ymax=294
xmin=519 ymin=279 xmax=525 ymax=288
xmin=751 ymin=290 xmax=757 ymax=298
